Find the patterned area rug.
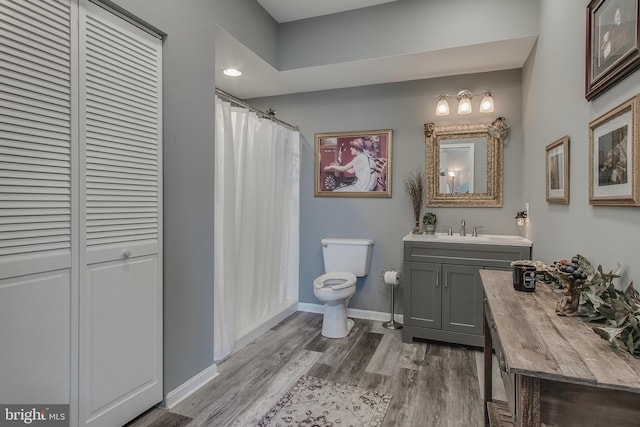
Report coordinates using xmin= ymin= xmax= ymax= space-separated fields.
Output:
xmin=258 ymin=375 xmax=392 ymax=427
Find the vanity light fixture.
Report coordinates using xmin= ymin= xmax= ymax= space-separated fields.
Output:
xmin=436 ymin=95 xmax=450 ymax=116
xmin=515 ymin=210 xmax=528 ymax=227
xmin=435 ymin=90 xmax=495 ymax=116
xmin=457 ymin=90 xmax=473 ymax=114
xmin=223 ymin=68 xmax=242 ymax=77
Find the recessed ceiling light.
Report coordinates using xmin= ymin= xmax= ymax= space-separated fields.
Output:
xmin=223 ymin=68 xmax=242 ymax=77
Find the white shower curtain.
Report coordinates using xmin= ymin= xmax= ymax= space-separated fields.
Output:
xmin=214 ymin=96 xmax=300 ymax=361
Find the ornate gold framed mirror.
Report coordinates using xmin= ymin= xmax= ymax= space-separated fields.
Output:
xmin=424 ymin=119 xmax=508 ymax=207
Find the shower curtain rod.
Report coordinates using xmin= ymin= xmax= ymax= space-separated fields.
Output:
xmin=215 ymin=88 xmax=300 ymax=132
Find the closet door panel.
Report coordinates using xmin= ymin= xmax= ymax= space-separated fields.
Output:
xmin=0 ymin=0 xmax=74 ymax=279
xmin=84 ymin=255 xmax=160 ymax=423
xmin=0 ymin=270 xmax=71 ymax=404
xmin=79 ymin=2 xmax=162 ymax=425
xmin=0 ymin=0 xmax=75 ymax=408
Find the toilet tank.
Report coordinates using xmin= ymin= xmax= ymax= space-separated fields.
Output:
xmin=321 ymin=238 xmax=373 ymax=277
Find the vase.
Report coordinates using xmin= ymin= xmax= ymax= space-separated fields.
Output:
xmin=424 ymin=224 xmax=436 ymax=235
xmin=412 ymin=221 xmax=420 ymax=234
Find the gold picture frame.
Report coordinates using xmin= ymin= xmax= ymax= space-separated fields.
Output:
xmin=314 ymin=129 xmax=392 ymax=198
xmin=586 ymin=0 xmax=640 ymax=100
xmin=589 ymin=94 xmax=640 ymax=205
xmin=546 ymin=136 xmax=570 ymax=204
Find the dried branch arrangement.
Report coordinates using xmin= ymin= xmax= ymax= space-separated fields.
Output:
xmin=404 ymin=167 xmax=424 ymax=233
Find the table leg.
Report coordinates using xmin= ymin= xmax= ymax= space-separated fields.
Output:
xmin=516 ymin=375 xmax=540 ymax=426
xmin=484 ymin=307 xmax=492 ymax=426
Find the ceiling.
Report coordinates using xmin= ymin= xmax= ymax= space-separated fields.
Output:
xmin=255 ymin=0 xmax=398 ymax=23
xmin=216 ymin=1 xmax=536 ymax=100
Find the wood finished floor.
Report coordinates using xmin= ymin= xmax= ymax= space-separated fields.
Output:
xmin=126 ymin=311 xmax=505 ymax=427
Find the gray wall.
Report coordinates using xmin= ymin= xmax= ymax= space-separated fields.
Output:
xmin=110 ymin=0 xmax=277 ymax=394
xmin=523 ymin=0 xmax=640 ymax=288
xmin=105 ymin=0 xmax=640 ymax=400
xmin=250 ymin=69 xmax=525 ymax=313
xmin=278 ymin=0 xmax=539 ymax=70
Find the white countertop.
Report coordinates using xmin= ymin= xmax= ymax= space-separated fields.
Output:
xmin=403 ymin=232 xmax=533 ymax=247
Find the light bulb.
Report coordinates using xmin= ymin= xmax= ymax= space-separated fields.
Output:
xmin=436 ymin=97 xmax=449 ymax=116
xmin=458 ymin=96 xmax=472 ymax=114
xmin=479 ymin=92 xmax=494 ymax=113
xmin=223 ymin=68 xmax=242 ymax=77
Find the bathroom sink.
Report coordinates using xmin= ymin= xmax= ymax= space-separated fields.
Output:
xmin=403 ymin=232 xmax=532 ymax=246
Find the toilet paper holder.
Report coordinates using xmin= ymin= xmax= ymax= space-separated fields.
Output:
xmin=381 ymin=269 xmax=402 ymax=330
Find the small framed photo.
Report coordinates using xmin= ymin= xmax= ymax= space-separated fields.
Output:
xmin=314 ymin=129 xmax=392 ymax=197
xmin=546 ymin=136 xmax=570 ymax=204
xmin=589 ymin=94 xmax=640 ymax=205
xmin=586 ymin=0 xmax=640 ymax=100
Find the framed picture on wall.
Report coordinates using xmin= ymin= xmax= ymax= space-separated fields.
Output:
xmin=545 ymin=136 xmax=570 ymax=204
xmin=314 ymin=129 xmax=392 ymax=197
xmin=586 ymin=0 xmax=640 ymax=100
xmin=589 ymin=94 xmax=640 ymax=205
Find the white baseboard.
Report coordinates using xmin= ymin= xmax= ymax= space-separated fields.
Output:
xmin=164 ymin=364 xmax=219 ymax=409
xmin=297 ymin=302 xmax=403 ymax=323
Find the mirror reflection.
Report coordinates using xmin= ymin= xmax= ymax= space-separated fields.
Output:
xmin=424 ymin=120 xmax=507 ymax=207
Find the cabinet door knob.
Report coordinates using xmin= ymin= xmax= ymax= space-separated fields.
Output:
xmin=123 ymin=249 xmax=132 ymax=259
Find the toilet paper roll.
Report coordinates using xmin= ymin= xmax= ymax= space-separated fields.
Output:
xmin=383 ymin=270 xmax=400 ymax=285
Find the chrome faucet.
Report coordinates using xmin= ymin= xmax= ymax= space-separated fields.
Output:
xmin=460 ymin=219 xmax=466 ymax=236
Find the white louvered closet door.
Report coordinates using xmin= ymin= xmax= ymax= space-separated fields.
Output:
xmin=79 ymin=2 xmax=162 ymax=426
xmin=0 ymin=0 xmax=75 ymax=405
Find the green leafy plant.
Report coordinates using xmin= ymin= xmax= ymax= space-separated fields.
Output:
xmin=554 ymin=255 xmax=640 ymax=357
xmin=422 ymin=212 xmax=437 ymax=225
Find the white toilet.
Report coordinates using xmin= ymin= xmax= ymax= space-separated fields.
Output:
xmin=313 ymin=238 xmax=373 ymax=338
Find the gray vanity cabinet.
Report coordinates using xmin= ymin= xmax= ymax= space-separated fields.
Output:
xmin=402 ymin=239 xmax=531 ymax=347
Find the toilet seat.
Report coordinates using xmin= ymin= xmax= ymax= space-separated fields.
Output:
xmin=313 ymin=272 xmax=356 ymax=290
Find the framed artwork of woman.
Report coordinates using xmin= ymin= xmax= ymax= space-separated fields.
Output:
xmin=315 ymin=129 xmax=392 ymax=198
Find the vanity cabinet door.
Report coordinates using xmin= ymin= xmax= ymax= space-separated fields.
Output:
xmin=404 ymin=262 xmax=442 ymax=329
xmin=442 ymin=264 xmax=483 ymax=336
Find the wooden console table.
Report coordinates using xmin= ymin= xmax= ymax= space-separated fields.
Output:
xmin=480 ymin=270 xmax=640 ymax=427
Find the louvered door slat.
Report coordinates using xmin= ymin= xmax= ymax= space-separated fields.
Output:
xmin=0 ymin=100 xmax=70 ymax=126
xmin=0 ymin=49 xmax=69 ymax=81
xmin=0 ymin=98 xmax=70 ymax=122
xmin=86 ymin=131 xmax=156 ymax=152
xmin=87 ymin=164 xmax=156 ymax=177
xmin=86 ymin=185 xmax=156 ymax=197
xmin=87 ymin=148 xmax=156 ymax=165
xmin=0 ymin=241 xmax=68 ymax=257
xmin=0 ymin=0 xmax=71 ymax=279
xmin=86 ymin=40 xmax=156 ymax=90
xmin=87 ymin=143 xmax=156 ymax=160
xmin=87 ymin=104 xmax=156 ymax=132
xmin=0 ymin=152 xmax=70 ymax=167
xmin=84 ymin=6 xmax=160 ymax=256
xmin=86 ymin=83 xmax=157 ymax=118
xmin=0 ymin=221 xmax=68 ymax=232
xmin=0 ymin=1 xmax=70 ymax=41
xmin=86 ymin=14 xmax=156 ymax=66
xmin=1 ymin=85 xmax=69 ymax=109
xmin=0 ymin=192 xmax=70 ymax=201
xmin=0 ymin=214 xmax=69 ymax=225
